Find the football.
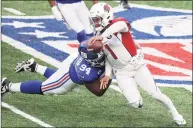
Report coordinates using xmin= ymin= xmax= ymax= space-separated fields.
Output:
xmin=87 ymin=40 xmax=103 ymax=53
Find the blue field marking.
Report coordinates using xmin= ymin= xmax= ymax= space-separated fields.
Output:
xmin=115 ymin=7 xmax=192 ymax=40
xmin=2 ymin=18 xmax=75 ymax=61
xmin=155 ymin=79 xmax=192 ymax=85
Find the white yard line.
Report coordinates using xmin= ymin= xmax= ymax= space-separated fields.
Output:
xmin=1 ymin=102 xmax=53 ymax=127
xmin=2 ymin=35 xmax=61 ymax=68
xmin=4 ymin=8 xmax=26 ymax=15
xmin=113 ymin=1 xmax=192 ymax=13
xmin=130 ymin=3 xmax=192 ymax=13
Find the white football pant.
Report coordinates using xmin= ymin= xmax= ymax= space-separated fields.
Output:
xmin=57 ymin=1 xmax=93 ymax=34
xmin=115 ymin=64 xmax=180 ymax=117
xmin=42 ymin=55 xmax=79 ymax=95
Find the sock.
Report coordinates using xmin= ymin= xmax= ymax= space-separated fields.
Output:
xmin=36 ymin=64 xmax=56 ymax=78
xmin=44 ymin=68 xmax=56 ymax=78
xmin=20 ymin=80 xmax=43 ymax=94
xmin=77 ymin=30 xmax=87 ymax=43
xmin=36 ymin=64 xmax=47 ymax=75
xmin=9 ymin=83 xmax=21 ymax=92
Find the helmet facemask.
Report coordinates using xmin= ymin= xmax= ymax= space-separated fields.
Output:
xmin=90 ymin=16 xmax=104 ymax=32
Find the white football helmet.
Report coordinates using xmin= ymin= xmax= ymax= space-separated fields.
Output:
xmin=90 ymin=3 xmax=114 ymax=32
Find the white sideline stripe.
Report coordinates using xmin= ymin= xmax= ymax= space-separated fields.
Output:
xmin=130 ymin=3 xmax=192 ymax=13
xmin=4 ymin=8 xmax=26 ymax=15
xmin=1 ymin=102 xmax=53 ymax=127
xmin=2 ymin=35 xmax=61 ymax=68
xmin=113 ymin=1 xmax=192 ymax=13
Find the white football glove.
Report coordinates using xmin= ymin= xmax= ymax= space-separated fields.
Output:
xmin=51 ymin=6 xmax=63 ymax=21
xmin=129 ymin=49 xmax=145 ymax=69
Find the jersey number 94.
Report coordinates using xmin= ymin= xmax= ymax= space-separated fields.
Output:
xmin=80 ymin=64 xmax=91 ymax=75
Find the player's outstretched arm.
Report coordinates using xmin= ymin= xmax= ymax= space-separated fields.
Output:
xmin=84 ymin=79 xmax=112 ymax=97
xmin=100 ymin=60 xmax=112 ymax=90
xmin=101 ymin=21 xmax=129 ymax=38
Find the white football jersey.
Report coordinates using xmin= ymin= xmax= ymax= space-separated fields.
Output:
xmin=103 ymin=34 xmax=134 ymax=69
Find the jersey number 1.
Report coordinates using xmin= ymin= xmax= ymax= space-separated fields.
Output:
xmin=104 ymin=44 xmax=118 ymax=60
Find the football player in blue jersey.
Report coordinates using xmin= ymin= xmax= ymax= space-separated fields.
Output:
xmin=1 ymin=42 xmax=110 ymax=97
xmin=48 ymin=0 xmax=95 ymax=43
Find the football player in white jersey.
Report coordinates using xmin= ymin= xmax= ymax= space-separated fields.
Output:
xmin=87 ymin=2 xmax=186 ymax=126
xmin=48 ymin=0 xmax=95 ymax=43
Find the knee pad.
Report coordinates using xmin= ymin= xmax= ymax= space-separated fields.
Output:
xmin=77 ymin=30 xmax=87 ymax=43
xmin=129 ymin=99 xmax=143 ymax=108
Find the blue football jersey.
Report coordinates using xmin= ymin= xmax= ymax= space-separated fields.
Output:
xmin=69 ymin=55 xmax=105 ymax=84
xmin=56 ymin=0 xmax=81 ymax=4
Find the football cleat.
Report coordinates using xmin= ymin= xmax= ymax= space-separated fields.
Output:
xmin=174 ymin=114 xmax=186 ymax=126
xmin=1 ymin=77 xmax=11 ymax=97
xmin=15 ymin=58 xmax=37 ymax=73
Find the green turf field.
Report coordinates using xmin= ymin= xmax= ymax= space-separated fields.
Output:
xmin=1 ymin=0 xmax=192 ymax=127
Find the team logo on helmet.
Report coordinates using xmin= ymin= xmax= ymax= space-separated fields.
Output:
xmin=104 ymin=4 xmax=110 ymax=12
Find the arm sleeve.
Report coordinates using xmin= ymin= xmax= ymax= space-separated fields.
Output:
xmin=105 ymin=59 xmax=113 ymax=77
xmin=101 ymin=21 xmax=129 ymax=38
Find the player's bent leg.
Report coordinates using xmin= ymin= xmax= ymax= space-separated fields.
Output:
xmin=135 ymin=65 xmax=186 ymax=125
xmin=42 ymin=73 xmax=78 ymax=95
xmin=41 ymin=61 xmax=79 ymax=95
xmin=115 ymin=73 xmax=143 ymax=108
xmin=38 ymin=54 xmax=76 ymax=80
xmin=18 ymin=80 xmax=43 ymax=94
xmin=1 ymin=78 xmax=43 ymax=100
xmin=153 ymin=93 xmax=187 ymax=126
xmin=129 ymin=95 xmax=143 ymax=108
xmin=36 ymin=64 xmax=56 ymax=78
